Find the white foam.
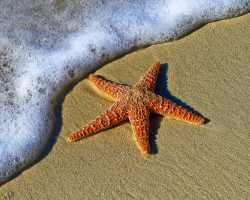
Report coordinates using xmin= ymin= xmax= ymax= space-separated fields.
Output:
xmin=0 ymin=0 xmax=249 ymax=184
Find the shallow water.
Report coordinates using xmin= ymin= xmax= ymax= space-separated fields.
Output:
xmin=0 ymin=0 xmax=249 ymax=184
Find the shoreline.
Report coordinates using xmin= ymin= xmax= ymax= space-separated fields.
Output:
xmin=1 ymin=13 xmax=250 ymax=199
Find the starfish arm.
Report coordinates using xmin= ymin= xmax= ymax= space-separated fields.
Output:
xmin=68 ymin=101 xmax=128 ymax=142
xmin=128 ymin=104 xmax=150 ymax=154
xmin=89 ymin=74 xmax=130 ymax=100
xmin=135 ymin=61 xmax=161 ymax=91
xmin=146 ymin=93 xmax=205 ymax=125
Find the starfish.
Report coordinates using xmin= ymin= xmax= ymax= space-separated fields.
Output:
xmin=68 ymin=62 xmax=205 ymax=154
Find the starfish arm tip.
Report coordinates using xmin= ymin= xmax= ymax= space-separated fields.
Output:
xmin=88 ymin=73 xmax=95 ymax=80
xmin=67 ymin=133 xmax=80 ymax=142
xmin=67 ymin=136 xmax=74 ymax=142
xmin=197 ymin=117 xmax=206 ymax=125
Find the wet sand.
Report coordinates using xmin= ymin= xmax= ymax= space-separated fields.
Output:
xmin=0 ymin=13 xmax=250 ymax=199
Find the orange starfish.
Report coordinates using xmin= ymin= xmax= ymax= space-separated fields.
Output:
xmin=68 ymin=62 xmax=205 ymax=154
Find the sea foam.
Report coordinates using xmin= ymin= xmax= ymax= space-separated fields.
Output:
xmin=0 ymin=0 xmax=249 ymax=184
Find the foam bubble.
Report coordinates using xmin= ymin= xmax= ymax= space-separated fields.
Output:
xmin=0 ymin=0 xmax=249 ymax=184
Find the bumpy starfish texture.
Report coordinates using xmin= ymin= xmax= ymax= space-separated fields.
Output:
xmin=68 ymin=62 xmax=205 ymax=154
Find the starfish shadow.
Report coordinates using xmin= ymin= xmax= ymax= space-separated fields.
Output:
xmin=149 ymin=63 xmax=209 ymax=154
xmin=149 ymin=114 xmax=163 ymax=154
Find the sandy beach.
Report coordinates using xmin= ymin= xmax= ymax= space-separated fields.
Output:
xmin=1 ymin=13 xmax=250 ymax=199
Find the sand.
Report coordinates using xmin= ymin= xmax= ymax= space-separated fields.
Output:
xmin=1 ymin=13 xmax=250 ymax=199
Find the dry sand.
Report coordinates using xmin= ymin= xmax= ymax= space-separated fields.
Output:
xmin=1 ymin=13 xmax=250 ymax=199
